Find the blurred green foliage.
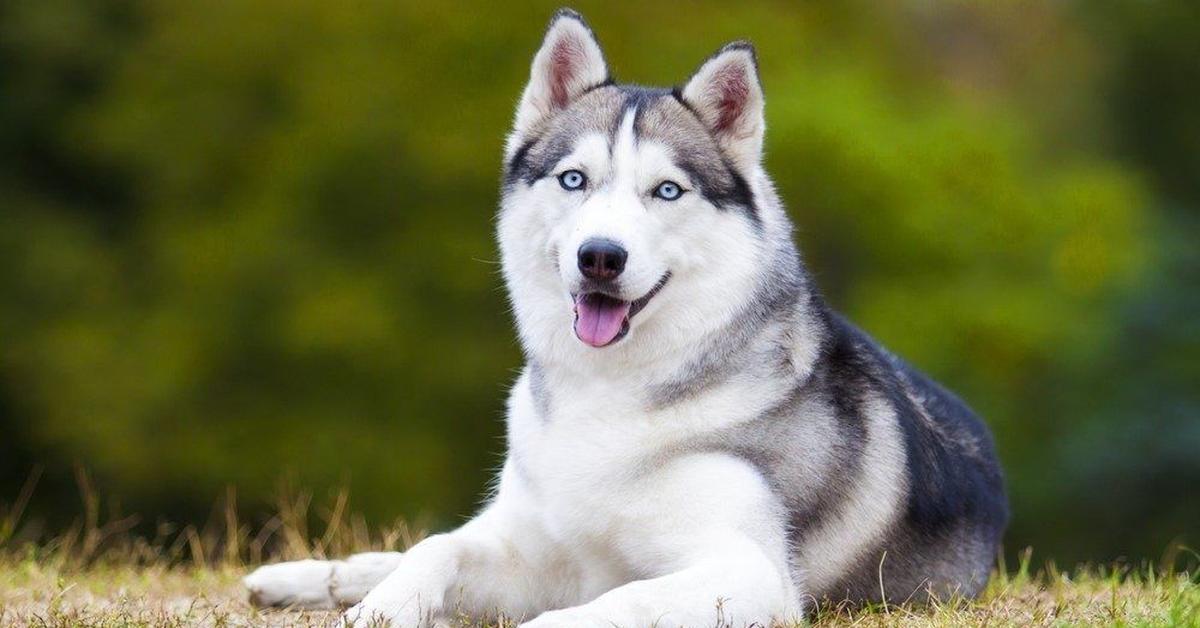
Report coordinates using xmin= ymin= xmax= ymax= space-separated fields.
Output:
xmin=1 ymin=0 xmax=1196 ymax=566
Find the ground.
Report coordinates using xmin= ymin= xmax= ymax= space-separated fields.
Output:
xmin=2 ymin=482 xmax=1196 ymax=626
xmin=2 ymin=558 xmax=1198 ymax=627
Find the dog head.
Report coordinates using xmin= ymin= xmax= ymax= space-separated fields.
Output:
xmin=498 ymin=9 xmax=774 ymax=367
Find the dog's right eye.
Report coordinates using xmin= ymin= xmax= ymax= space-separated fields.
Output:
xmin=558 ymin=170 xmax=587 ymax=191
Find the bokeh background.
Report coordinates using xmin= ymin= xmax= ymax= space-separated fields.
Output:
xmin=1 ymin=0 xmax=1197 ymax=568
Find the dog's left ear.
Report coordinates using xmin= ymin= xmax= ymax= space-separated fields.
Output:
xmin=681 ymin=42 xmax=765 ymax=170
xmin=512 ymin=9 xmax=609 ymax=140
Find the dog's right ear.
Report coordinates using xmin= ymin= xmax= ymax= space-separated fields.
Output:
xmin=511 ymin=9 xmax=609 ymax=139
xmin=681 ymin=42 xmax=764 ymax=171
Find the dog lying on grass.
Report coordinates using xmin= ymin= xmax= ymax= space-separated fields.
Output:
xmin=245 ymin=9 xmax=1008 ymax=627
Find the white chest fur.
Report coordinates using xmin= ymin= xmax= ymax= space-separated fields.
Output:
xmin=502 ymin=365 xmax=793 ymax=580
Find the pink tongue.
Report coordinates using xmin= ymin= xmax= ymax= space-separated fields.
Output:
xmin=574 ymin=294 xmax=632 ymax=347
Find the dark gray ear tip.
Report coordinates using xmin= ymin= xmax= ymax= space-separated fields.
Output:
xmin=719 ymin=41 xmax=759 ymax=68
xmin=549 ymin=7 xmax=591 ymax=31
xmin=544 ymin=8 xmax=602 ymax=54
xmin=688 ymin=40 xmax=760 ymax=83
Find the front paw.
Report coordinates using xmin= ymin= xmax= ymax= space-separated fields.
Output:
xmin=244 ymin=559 xmax=336 ymax=609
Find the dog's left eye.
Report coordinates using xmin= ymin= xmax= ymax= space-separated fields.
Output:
xmin=558 ymin=170 xmax=587 ymax=191
xmin=653 ymin=181 xmax=684 ymax=201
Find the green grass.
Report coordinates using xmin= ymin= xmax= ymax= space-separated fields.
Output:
xmin=3 ymin=556 xmax=1197 ymax=627
xmin=3 ymin=473 xmax=1198 ymax=627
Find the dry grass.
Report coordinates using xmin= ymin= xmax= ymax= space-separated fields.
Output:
xmin=0 ymin=561 xmax=338 ymax=627
xmin=2 ymin=558 xmax=1197 ymax=627
xmin=2 ymin=470 xmax=1198 ymax=627
xmin=811 ymin=555 xmax=1200 ymax=627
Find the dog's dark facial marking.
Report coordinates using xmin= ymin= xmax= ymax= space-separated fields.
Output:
xmin=505 ymin=138 xmax=538 ymax=187
xmin=632 ymin=91 xmax=759 ymax=222
xmin=504 ymin=83 xmax=758 ymax=224
xmin=504 ymin=88 xmax=625 ymax=188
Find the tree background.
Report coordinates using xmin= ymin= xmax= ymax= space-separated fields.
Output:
xmin=1 ymin=0 xmax=1196 ymax=567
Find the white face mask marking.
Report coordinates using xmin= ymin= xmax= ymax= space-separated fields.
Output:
xmin=611 ymin=109 xmax=640 ymax=199
xmin=500 ymin=88 xmax=766 ymax=361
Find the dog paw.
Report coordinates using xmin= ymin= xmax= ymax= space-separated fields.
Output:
xmin=244 ymin=559 xmax=336 ymax=609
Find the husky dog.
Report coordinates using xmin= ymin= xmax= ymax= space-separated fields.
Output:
xmin=244 ymin=9 xmax=1008 ymax=627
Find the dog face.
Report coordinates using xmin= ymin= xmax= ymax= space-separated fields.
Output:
xmin=498 ymin=10 xmax=769 ymax=364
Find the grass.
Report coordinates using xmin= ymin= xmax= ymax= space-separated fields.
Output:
xmin=0 ymin=561 xmax=339 ymax=627
xmin=2 ymin=470 xmax=1198 ymax=627
xmin=3 ymin=556 xmax=1198 ymax=627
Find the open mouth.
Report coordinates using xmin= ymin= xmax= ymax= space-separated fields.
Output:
xmin=572 ymin=273 xmax=670 ymax=348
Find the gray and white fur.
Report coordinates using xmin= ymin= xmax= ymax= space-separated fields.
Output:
xmin=244 ymin=9 xmax=1008 ymax=627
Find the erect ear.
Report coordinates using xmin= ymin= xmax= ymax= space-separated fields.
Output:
xmin=681 ymin=42 xmax=765 ymax=170
xmin=511 ymin=9 xmax=609 ymax=139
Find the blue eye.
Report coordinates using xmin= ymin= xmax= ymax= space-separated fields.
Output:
xmin=558 ymin=170 xmax=587 ymax=191
xmin=653 ymin=180 xmax=684 ymax=201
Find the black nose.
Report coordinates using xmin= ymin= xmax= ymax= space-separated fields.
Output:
xmin=577 ymin=238 xmax=627 ymax=281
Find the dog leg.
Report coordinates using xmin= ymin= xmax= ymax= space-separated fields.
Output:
xmin=244 ymin=551 xmax=404 ymax=608
xmin=518 ymin=453 xmax=802 ymax=628
xmin=341 ymin=496 xmax=564 ymax=627
xmin=518 ymin=535 xmax=796 ymax=628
